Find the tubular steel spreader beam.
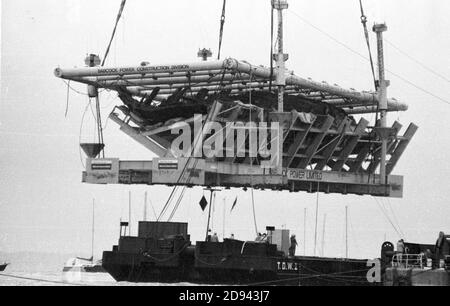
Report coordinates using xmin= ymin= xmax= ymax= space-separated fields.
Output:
xmin=54 ymin=58 xmax=408 ymax=114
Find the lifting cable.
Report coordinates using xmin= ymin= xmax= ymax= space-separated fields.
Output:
xmin=217 ymin=0 xmax=227 ymax=60
xmin=159 ymin=155 xmax=200 ymax=221
xmin=95 ymin=96 xmax=104 ymax=158
xmin=248 ymin=73 xmax=259 ymax=237
xmin=287 ymin=8 xmax=450 ymax=106
xmin=65 ymin=81 xmax=71 ymax=117
xmin=358 ymin=0 xmax=379 ymax=184
xmin=159 ymin=105 xmax=216 ymax=221
xmin=359 ymin=0 xmax=378 ymax=92
xmin=157 ymin=186 xmax=179 ymax=221
xmin=383 ymin=198 xmax=406 ymax=238
xmin=102 ymin=0 xmax=127 ymax=67
xmin=384 ymin=38 xmax=450 ymax=85
xmin=251 ymin=189 xmax=258 ymax=236
xmin=167 ymin=186 xmax=187 ymax=222
xmin=79 ymin=100 xmax=93 ymax=169
xmin=163 ymin=78 xmax=235 ymax=221
xmin=89 ymin=0 xmax=127 ymax=158
xmin=373 ymin=197 xmax=404 ymax=239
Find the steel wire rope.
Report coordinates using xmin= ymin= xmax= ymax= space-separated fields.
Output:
xmin=157 ymin=98 xmax=219 ymax=221
xmin=382 ymin=198 xmax=405 ymax=239
xmin=373 ymin=196 xmax=403 ymax=238
xmin=217 ymin=0 xmax=227 ymax=60
xmin=0 ymin=273 xmax=87 ymax=286
xmin=385 ymin=38 xmax=450 ymax=85
xmin=244 ymin=267 xmax=372 ymax=286
xmin=102 ymin=0 xmax=127 ymax=67
xmin=287 ymin=9 xmax=450 ymax=107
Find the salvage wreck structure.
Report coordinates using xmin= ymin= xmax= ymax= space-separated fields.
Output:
xmin=55 ymin=56 xmax=417 ymax=198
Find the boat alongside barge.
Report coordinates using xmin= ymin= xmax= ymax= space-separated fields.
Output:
xmin=102 ymin=221 xmax=374 ymax=286
xmin=381 ymin=235 xmax=450 ymax=286
xmin=0 ymin=263 xmax=8 ymax=272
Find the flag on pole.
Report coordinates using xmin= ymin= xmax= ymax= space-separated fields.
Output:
xmin=199 ymin=196 xmax=208 ymax=211
xmin=230 ymin=197 xmax=238 ymax=212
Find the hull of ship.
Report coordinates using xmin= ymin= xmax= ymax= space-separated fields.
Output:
xmin=0 ymin=264 xmax=7 ymax=272
xmin=384 ymin=267 xmax=450 ymax=286
xmin=102 ymin=251 xmax=373 ymax=286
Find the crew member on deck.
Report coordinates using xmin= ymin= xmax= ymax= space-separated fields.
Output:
xmin=435 ymin=232 xmax=450 ymax=267
xmin=211 ymin=232 xmax=219 ymax=243
xmin=261 ymin=233 xmax=268 ymax=242
xmin=289 ymin=235 xmax=298 ymax=257
xmin=397 ymin=239 xmax=405 ymax=254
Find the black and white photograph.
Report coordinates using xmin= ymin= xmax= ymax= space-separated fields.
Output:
xmin=1 ymin=0 xmax=449 ymax=292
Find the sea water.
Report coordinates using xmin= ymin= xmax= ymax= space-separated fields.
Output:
xmin=0 ymin=252 xmax=196 ymax=286
xmin=0 ymin=270 xmax=196 ymax=286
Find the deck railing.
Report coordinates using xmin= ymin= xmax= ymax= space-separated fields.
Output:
xmin=392 ymin=253 xmax=426 ymax=269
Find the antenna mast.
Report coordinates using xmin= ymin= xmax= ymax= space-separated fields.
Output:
xmin=303 ymin=208 xmax=307 ymax=255
xmin=321 ymin=214 xmax=327 ymax=257
xmin=373 ymin=23 xmax=389 ymax=186
xmin=313 ymin=183 xmax=319 ymax=256
xmin=144 ymin=191 xmax=148 ymax=222
xmin=222 ymin=197 xmax=226 ymax=239
xmin=345 ymin=206 xmax=349 ymax=258
xmin=272 ymin=0 xmax=289 ymax=113
xmin=205 ymin=188 xmax=220 ymax=241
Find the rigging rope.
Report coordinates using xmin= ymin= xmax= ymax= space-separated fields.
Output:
xmin=217 ymin=0 xmax=227 ymax=60
xmin=78 ymin=99 xmax=94 ymax=169
xmin=159 ymin=155 xmax=201 ymax=221
xmin=90 ymin=0 xmax=127 ymax=158
xmin=157 ymin=186 xmax=179 ymax=221
xmin=248 ymin=71 xmax=259 ymax=237
xmin=358 ymin=0 xmax=379 ymax=184
xmin=383 ymin=198 xmax=406 ymax=238
xmin=245 ymin=267 xmax=371 ymax=286
xmin=359 ymin=0 xmax=378 ymax=91
xmin=0 ymin=273 xmax=86 ymax=286
xmin=65 ymin=81 xmax=70 ymax=117
xmin=168 ymin=186 xmax=187 ymax=222
xmin=251 ymin=189 xmax=258 ymax=236
xmin=158 ymin=98 xmax=221 ymax=221
xmin=102 ymin=0 xmax=127 ymax=66
xmin=373 ymin=196 xmax=403 ymax=239
xmin=162 ymin=74 xmax=240 ymax=221
xmin=95 ymin=96 xmax=105 ymax=158
xmin=313 ymin=182 xmax=320 ymax=256
xmin=385 ymin=38 xmax=450 ymax=85
xmin=63 ymin=80 xmax=89 ymax=96
xmin=287 ymin=9 xmax=450 ymax=106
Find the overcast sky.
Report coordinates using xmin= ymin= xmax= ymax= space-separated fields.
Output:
xmin=1 ymin=0 xmax=449 ymax=260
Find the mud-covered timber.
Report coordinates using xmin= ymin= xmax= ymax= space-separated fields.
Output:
xmin=54 ymin=58 xmax=408 ymax=114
